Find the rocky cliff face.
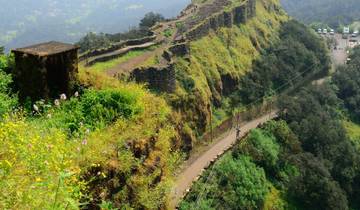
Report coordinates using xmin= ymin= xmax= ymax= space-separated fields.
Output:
xmin=168 ymin=0 xmax=288 ymax=149
xmin=185 ymin=0 xmax=257 ymax=41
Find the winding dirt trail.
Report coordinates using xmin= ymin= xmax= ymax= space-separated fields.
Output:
xmin=169 ymin=111 xmax=278 ymax=209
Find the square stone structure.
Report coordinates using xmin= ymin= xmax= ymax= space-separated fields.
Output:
xmin=12 ymin=41 xmax=79 ymax=101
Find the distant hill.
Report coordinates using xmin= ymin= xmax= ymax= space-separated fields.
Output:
xmin=281 ymin=0 xmax=360 ymax=27
xmin=0 ymin=0 xmax=189 ymax=51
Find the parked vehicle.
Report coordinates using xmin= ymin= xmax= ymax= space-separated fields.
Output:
xmin=352 ymin=30 xmax=359 ymax=37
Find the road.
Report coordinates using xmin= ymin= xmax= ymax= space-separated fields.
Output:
xmin=329 ymin=33 xmax=360 ymax=66
xmin=169 ymin=111 xmax=278 ymax=209
xmin=332 ymin=33 xmax=348 ymax=66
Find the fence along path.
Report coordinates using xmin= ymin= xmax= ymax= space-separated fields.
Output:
xmin=169 ymin=110 xmax=277 ymax=209
xmin=169 ymin=61 xmax=322 ymax=209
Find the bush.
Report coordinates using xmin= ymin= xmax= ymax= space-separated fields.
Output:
xmin=234 ymin=129 xmax=280 ymax=170
xmin=0 ymin=54 xmax=17 ymax=118
xmin=180 ymin=154 xmax=269 ymax=209
xmin=31 ymin=88 xmax=143 ymax=136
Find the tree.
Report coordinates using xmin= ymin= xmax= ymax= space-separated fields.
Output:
xmin=289 ymin=153 xmax=349 ymax=210
xmin=139 ymin=12 xmax=165 ymax=29
xmin=0 ymin=46 xmax=4 ymax=55
xmin=76 ymin=32 xmax=111 ymax=52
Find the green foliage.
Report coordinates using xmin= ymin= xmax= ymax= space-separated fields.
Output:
xmin=0 ymin=53 xmax=17 ymax=118
xmin=139 ymin=12 xmax=165 ymax=29
xmin=333 ymin=47 xmax=360 ymax=122
xmin=180 ymin=154 xmax=269 ymax=210
xmin=233 ymin=20 xmax=330 ymax=104
xmin=163 ymin=28 xmax=173 ymax=38
xmin=234 ymin=129 xmax=280 ymax=170
xmin=77 ymin=32 xmax=111 ymax=53
xmin=288 ymin=153 xmax=349 ymax=210
xmin=279 ymin=82 xmax=360 ymax=207
xmin=31 ymin=88 xmax=143 ymax=135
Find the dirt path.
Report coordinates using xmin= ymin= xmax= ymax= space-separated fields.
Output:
xmin=106 ymin=50 xmax=156 ymax=76
xmin=169 ymin=111 xmax=278 ymax=209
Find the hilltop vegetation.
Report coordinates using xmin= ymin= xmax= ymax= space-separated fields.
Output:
xmin=280 ymin=0 xmax=360 ymax=28
xmin=180 ymin=46 xmax=360 ymax=210
xmin=0 ymin=49 xmax=182 ymax=209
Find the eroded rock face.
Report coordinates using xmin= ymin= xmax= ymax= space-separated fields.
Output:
xmin=131 ymin=64 xmax=176 ymax=93
xmin=185 ymin=0 xmax=257 ymax=41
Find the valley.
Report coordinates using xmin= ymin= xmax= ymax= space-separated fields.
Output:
xmin=1 ymin=0 xmax=360 ymax=209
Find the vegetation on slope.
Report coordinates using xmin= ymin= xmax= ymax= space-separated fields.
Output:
xmin=0 ymin=52 xmax=182 ymax=209
xmin=170 ymin=0 xmax=288 ymax=143
xmin=180 ymin=46 xmax=360 ymax=210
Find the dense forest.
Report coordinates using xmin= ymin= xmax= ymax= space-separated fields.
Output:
xmin=180 ymin=46 xmax=360 ymax=210
xmin=280 ymin=0 xmax=360 ymax=28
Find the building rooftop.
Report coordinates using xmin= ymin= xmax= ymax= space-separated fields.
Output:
xmin=12 ymin=41 xmax=79 ymax=56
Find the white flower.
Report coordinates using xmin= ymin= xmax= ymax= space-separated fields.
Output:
xmin=33 ymin=104 xmax=39 ymax=112
xmin=60 ymin=93 xmax=67 ymax=100
xmin=74 ymin=91 xmax=79 ymax=97
xmin=47 ymin=113 xmax=52 ymax=118
xmin=54 ymin=99 xmax=60 ymax=106
xmin=81 ymin=139 xmax=88 ymax=145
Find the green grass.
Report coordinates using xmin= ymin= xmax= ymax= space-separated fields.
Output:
xmin=343 ymin=120 xmax=360 ymax=149
xmin=163 ymin=28 xmax=174 ymax=38
xmin=81 ymin=49 xmax=150 ymax=72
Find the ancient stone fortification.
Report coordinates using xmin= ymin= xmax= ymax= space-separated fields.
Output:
xmin=85 ymin=42 xmax=158 ymax=66
xmin=79 ymin=33 xmax=156 ymax=61
xmin=131 ymin=64 xmax=176 ymax=93
xmin=12 ymin=41 xmax=79 ymax=101
xmin=185 ymin=0 xmax=256 ymax=41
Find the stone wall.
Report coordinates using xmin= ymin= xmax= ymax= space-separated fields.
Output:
xmin=131 ymin=64 xmax=176 ymax=93
xmin=168 ymin=43 xmax=189 ymax=57
xmin=13 ymin=50 xmax=78 ymax=101
xmin=79 ymin=34 xmax=156 ymax=61
xmin=185 ymin=0 xmax=256 ymax=41
xmin=86 ymin=42 xmax=157 ymax=66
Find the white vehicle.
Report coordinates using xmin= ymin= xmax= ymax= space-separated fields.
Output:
xmin=352 ymin=30 xmax=359 ymax=37
xmin=323 ymin=29 xmax=328 ymax=34
xmin=318 ymin=28 xmax=322 ymax=34
xmin=344 ymin=27 xmax=350 ymax=34
xmin=330 ymin=29 xmax=335 ymax=35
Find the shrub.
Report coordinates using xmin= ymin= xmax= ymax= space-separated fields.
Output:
xmin=31 ymin=88 xmax=143 ymax=135
xmin=180 ymin=154 xmax=269 ymax=209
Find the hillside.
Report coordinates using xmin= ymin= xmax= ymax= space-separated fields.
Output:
xmin=0 ymin=0 xmax=339 ymax=209
xmin=280 ymin=0 xmax=360 ymax=27
xmin=180 ymin=47 xmax=360 ymax=210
